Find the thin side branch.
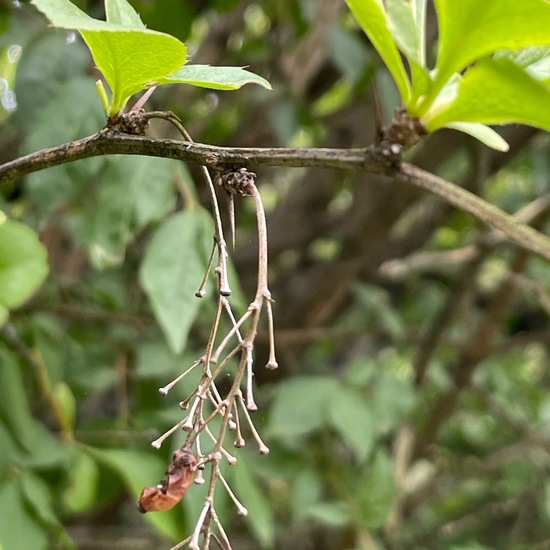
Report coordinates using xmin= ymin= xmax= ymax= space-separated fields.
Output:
xmin=3 ymin=130 xmax=550 ymax=262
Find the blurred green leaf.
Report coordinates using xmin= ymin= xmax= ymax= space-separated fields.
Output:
xmin=0 ymin=352 xmax=68 ymax=470
xmin=0 ymin=351 xmax=42 ymax=453
xmin=52 ymin=382 xmax=76 ymax=431
xmin=327 ymin=386 xmax=375 ymax=462
xmin=0 ymin=479 xmax=49 ymax=550
xmin=15 ymin=32 xmax=91 ymax=126
xmin=88 ymin=155 xmax=176 ymax=268
xmin=385 ymin=0 xmax=426 ymax=65
xmin=24 ymin=77 xmax=105 ymax=218
xmin=328 ymin=26 xmax=371 ymax=83
xmin=135 ymin=341 xmax=184 ymax=379
xmin=62 ymin=450 xmax=99 ymax=514
xmin=0 ymin=424 xmax=21 ymax=479
xmin=267 ymin=376 xmax=338 ymax=442
xmin=496 ymin=46 xmax=550 ymax=79
xmin=371 ymin=371 xmax=416 ymax=434
xmin=305 ymin=501 xmax=351 ymax=528
xmin=139 ymin=210 xmax=212 ymax=354
xmin=344 ymin=359 xmax=377 ymax=388
xmin=0 ymin=216 xmax=48 ymax=320
xmin=291 ymin=468 xmax=322 ymax=524
xmin=355 ymin=451 xmax=395 ymax=529
xmin=231 ymin=453 xmax=275 ymax=548
xmin=353 ymin=284 xmax=404 ymax=340
xmin=23 ymin=76 xmax=104 ymax=154
xmin=19 ymin=471 xmax=60 ymax=528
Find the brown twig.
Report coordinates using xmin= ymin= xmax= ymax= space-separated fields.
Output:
xmin=119 ymin=112 xmax=277 ymax=548
xmin=3 ymin=126 xmax=550 ymax=262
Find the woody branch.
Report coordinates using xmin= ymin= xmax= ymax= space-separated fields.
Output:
xmin=2 ymin=130 xmax=550 ymax=263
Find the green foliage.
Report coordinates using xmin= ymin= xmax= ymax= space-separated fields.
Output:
xmin=346 ymin=0 xmax=550 ymax=150
xmin=139 ymin=209 xmax=213 ymax=354
xmin=268 ymin=375 xmax=375 ymax=462
xmin=31 ymin=0 xmax=186 ymax=116
xmin=345 ymin=0 xmax=411 ymax=103
xmin=31 ymin=0 xmax=270 ymax=116
xmin=3 ymin=1 xmax=550 ymax=548
xmin=230 ymin=452 xmax=275 ymax=548
xmin=0 ymin=214 xmax=48 ymax=324
xmin=88 ymin=155 xmax=177 ymax=268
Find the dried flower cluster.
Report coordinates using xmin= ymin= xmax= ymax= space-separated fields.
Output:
xmin=135 ymin=111 xmax=277 ymax=550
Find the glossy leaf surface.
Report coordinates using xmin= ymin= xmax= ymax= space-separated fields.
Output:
xmin=346 ymin=0 xmax=411 ymax=101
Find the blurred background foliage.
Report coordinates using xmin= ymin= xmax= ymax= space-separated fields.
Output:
xmin=1 ymin=1 xmax=550 ymax=549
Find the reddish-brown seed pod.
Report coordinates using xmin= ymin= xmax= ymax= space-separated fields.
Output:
xmin=137 ymin=449 xmax=198 ymax=513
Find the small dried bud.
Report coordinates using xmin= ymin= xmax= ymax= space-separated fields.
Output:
xmin=219 ymin=167 xmax=256 ymax=196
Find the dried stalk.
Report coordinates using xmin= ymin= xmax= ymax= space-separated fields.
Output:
xmin=4 ymin=123 xmax=550 ymax=262
xmin=136 ymin=111 xmax=277 ymax=549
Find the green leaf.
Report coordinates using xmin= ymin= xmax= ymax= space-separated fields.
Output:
xmin=496 ymin=47 xmax=550 ymax=84
xmin=80 ymin=30 xmax=186 ymax=114
xmin=267 ymin=376 xmax=339 ymax=442
xmin=353 ymin=284 xmax=404 ymax=340
xmin=445 ymin=122 xmax=509 ymax=152
xmin=231 ymin=453 xmax=275 ymax=548
xmin=14 ymin=32 xmax=91 ymax=127
xmin=24 ymin=77 xmax=105 ymax=218
xmin=19 ymin=471 xmax=60 ymax=528
xmin=346 ymin=0 xmax=411 ymax=102
xmin=371 ymin=370 xmax=416 ymax=434
xmin=433 ymin=0 xmax=550 ymax=83
xmin=139 ymin=210 xmax=212 ymax=354
xmin=159 ymin=65 xmax=272 ymax=90
xmin=327 ymin=386 xmax=375 ymax=462
xmin=328 ymin=26 xmax=371 ymax=84
xmin=0 ymin=351 xmax=46 ymax=453
xmin=291 ymin=469 xmax=323 ymax=524
xmin=426 ymin=58 xmax=550 ymax=133
xmin=105 ymin=0 xmax=145 ymax=28
xmin=0 ymin=480 xmax=48 ymax=550
xmin=305 ymin=501 xmax=351 ymax=528
xmin=385 ymin=0 xmax=426 ymax=66
xmin=52 ymin=382 xmax=76 ymax=431
xmin=356 ymin=451 xmax=395 ymax=529
xmin=31 ymin=0 xmax=187 ymax=114
xmin=88 ymin=156 xmax=176 ymax=268
xmin=62 ymin=451 xmax=99 ymax=514
xmin=0 ymin=216 xmax=48 ymax=316
xmin=409 ymin=58 xmax=432 ymax=99
xmin=0 ymin=422 xmax=23 ymax=478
